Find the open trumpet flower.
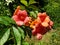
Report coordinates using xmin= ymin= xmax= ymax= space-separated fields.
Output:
xmin=12 ymin=6 xmax=31 ymax=26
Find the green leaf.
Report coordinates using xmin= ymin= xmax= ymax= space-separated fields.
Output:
xmin=20 ymin=0 xmax=28 ymax=6
xmin=0 ymin=28 xmax=10 ymax=45
xmin=30 ymin=11 xmax=37 ymax=18
xmin=0 ymin=17 xmax=9 ymax=26
xmin=18 ymin=27 xmax=25 ymax=39
xmin=0 ymin=1 xmax=11 ymax=16
xmin=35 ymin=11 xmax=38 ymax=15
xmin=0 ymin=16 xmax=15 ymax=26
xmin=20 ymin=5 xmax=25 ymax=10
xmin=13 ymin=26 xmax=21 ymax=45
xmin=22 ymin=41 xmax=29 ymax=45
xmin=1 ymin=16 xmax=15 ymax=24
xmin=29 ymin=0 xmax=37 ymax=5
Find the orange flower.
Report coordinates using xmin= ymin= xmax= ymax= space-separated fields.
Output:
xmin=31 ymin=12 xmax=53 ymax=37
xmin=30 ymin=12 xmax=50 ymax=28
xmin=30 ymin=19 xmax=39 ymax=28
xmin=32 ymin=23 xmax=48 ymax=35
xmin=37 ymin=12 xmax=47 ymax=22
xmin=37 ymin=12 xmax=51 ymax=27
xmin=13 ymin=6 xmax=20 ymax=15
xmin=12 ymin=6 xmax=31 ymax=26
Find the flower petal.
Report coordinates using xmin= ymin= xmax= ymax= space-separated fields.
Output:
xmin=44 ymin=16 xmax=50 ymax=23
xmin=12 ymin=15 xmax=19 ymax=21
xmin=49 ymin=21 xmax=53 ymax=26
xmin=37 ymin=12 xmax=47 ymax=22
xmin=13 ymin=6 xmax=20 ymax=15
xmin=16 ymin=21 xmax=24 ymax=26
xmin=41 ymin=22 xmax=49 ymax=27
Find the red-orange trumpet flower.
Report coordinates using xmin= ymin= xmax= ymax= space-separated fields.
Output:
xmin=12 ymin=6 xmax=31 ymax=26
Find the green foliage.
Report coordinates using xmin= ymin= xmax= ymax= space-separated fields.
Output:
xmin=49 ymin=28 xmax=60 ymax=45
xmin=18 ymin=27 xmax=25 ymax=39
xmin=43 ymin=0 xmax=60 ymax=28
xmin=20 ymin=0 xmax=37 ymax=6
xmin=0 ymin=0 xmax=11 ymax=16
xmin=29 ymin=0 xmax=37 ymax=5
xmin=20 ymin=0 xmax=28 ymax=6
xmin=22 ymin=41 xmax=29 ymax=45
xmin=0 ymin=28 xmax=10 ymax=45
xmin=29 ymin=11 xmax=38 ymax=18
xmin=13 ymin=26 xmax=21 ymax=45
xmin=0 ymin=16 xmax=15 ymax=26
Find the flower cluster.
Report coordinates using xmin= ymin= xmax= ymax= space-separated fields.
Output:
xmin=30 ymin=12 xmax=53 ymax=40
xmin=12 ymin=6 xmax=53 ymax=40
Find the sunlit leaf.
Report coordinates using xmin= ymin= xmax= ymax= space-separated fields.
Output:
xmin=13 ymin=26 xmax=21 ymax=45
xmin=20 ymin=0 xmax=28 ymax=6
xmin=18 ymin=27 xmax=25 ymax=39
xmin=30 ymin=11 xmax=37 ymax=18
xmin=0 ymin=28 xmax=10 ymax=45
xmin=35 ymin=11 xmax=38 ymax=15
xmin=29 ymin=0 xmax=37 ymax=5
